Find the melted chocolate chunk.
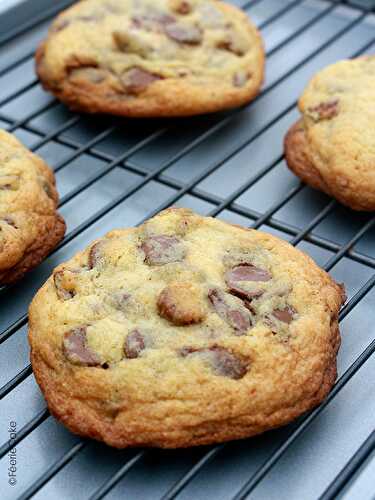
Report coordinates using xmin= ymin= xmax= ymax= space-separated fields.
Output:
xmin=88 ymin=242 xmax=104 ymax=269
xmin=180 ymin=345 xmax=249 ymax=379
xmin=121 ymin=68 xmax=162 ymax=95
xmin=63 ymin=326 xmax=100 ymax=366
xmin=124 ymin=329 xmax=145 ymax=359
xmin=272 ymin=306 xmax=296 ymax=324
xmin=227 ymin=264 xmax=271 ymax=282
xmin=54 ymin=270 xmax=75 ymax=301
xmin=208 ymin=288 xmax=252 ymax=335
xmin=307 ymin=99 xmax=339 ymax=122
xmin=141 ymin=235 xmax=185 ymax=266
xmin=225 ymin=264 xmax=271 ymax=300
xmin=132 ymin=11 xmax=175 ymax=31
xmin=165 ymin=23 xmax=202 ymax=44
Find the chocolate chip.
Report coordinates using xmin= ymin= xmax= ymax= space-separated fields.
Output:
xmin=54 ymin=270 xmax=75 ymax=301
xmin=63 ymin=326 xmax=100 ymax=366
xmin=225 ymin=264 xmax=271 ymax=300
xmin=272 ymin=306 xmax=296 ymax=324
xmin=131 ymin=12 xmax=175 ymax=31
xmin=141 ymin=235 xmax=185 ymax=266
xmin=165 ymin=23 xmax=202 ymax=44
xmin=124 ymin=329 xmax=145 ymax=359
xmin=121 ymin=68 xmax=162 ymax=95
xmin=227 ymin=265 xmax=271 ymax=282
xmin=157 ymin=282 xmax=205 ymax=325
xmin=88 ymin=242 xmax=104 ymax=270
xmin=180 ymin=345 xmax=249 ymax=379
xmin=307 ymin=99 xmax=339 ymax=122
xmin=208 ymin=288 xmax=252 ymax=335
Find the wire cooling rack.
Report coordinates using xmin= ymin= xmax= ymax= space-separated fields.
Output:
xmin=0 ymin=0 xmax=375 ymax=499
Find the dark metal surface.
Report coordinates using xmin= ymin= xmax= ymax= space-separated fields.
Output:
xmin=0 ymin=1 xmax=375 ymax=499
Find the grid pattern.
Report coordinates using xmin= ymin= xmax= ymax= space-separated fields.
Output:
xmin=0 ymin=1 xmax=375 ymax=499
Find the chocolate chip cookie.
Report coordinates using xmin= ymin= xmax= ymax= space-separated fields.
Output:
xmin=35 ymin=0 xmax=264 ymax=117
xmin=29 ymin=208 xmax=345 ymax=448
xmin=0 ymin=130 xmax=66 ymax=284
xmin=285 ymin=57 xmax=375 ymax=211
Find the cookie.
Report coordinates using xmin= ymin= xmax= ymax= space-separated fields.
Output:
xmin=35 ymin=0 xmax=264 ymax=117
xmin=0 ymin=130 xmax=66 ymax=284
xmin=285 ymin=57 xmax=375 ymax=211
xmin=29 ymin=208 xmax=345 ymax=448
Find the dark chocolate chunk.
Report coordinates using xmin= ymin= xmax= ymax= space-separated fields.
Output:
xmin=208 ymin=288 xmax=252 ymax=335
xmin=225 ymin=264 xmax=271 ymax=300
xmin=141 ymin=235 xmax=185 ymax=266
xmin=54 ymin=270 xmax=75 ymax=301
xmin=124 ymin=329 xmax=146 ymax=359
xmin=63 ymin=326 xmax=100 ymax=366
xmin=180 ymin=345 xmax=249 ymax=379
xmin=307 ymin=99 xmax=339 ymax=122
xmin=272 ymin=306 xmax=296 ymax=324
xmin=121 ymin=67 xmax=162 ymax=94
xmin=165 ymin=23 xmax=202 ymax=44
xmin=88 ymin=242 xmax=104 ymax=269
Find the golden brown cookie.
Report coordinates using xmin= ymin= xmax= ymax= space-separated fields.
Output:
xmin=285 ymin=57 xmax=375 ymax=211
xmin=35 ymin=0 xmax=264 ymax=117
xmin=29 ymin=208 xmax=345 ymax=448
xmin=0 ymin=130 xmax=66 ymax=285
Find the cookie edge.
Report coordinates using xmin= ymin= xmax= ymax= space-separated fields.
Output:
xmin=284 ymin=119 xmax=375 ymax=211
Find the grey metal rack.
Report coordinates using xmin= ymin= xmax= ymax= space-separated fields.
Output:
xmin=0 ymin=1 xmax=375 ymax=499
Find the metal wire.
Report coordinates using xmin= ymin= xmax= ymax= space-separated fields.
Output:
xmin=318 ymin=429 xmax=375 ymax=500
xmin=0 ymin=0 xmax=374 ymax=499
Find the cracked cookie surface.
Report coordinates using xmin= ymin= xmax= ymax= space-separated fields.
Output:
xmin=36 ymin=0 xmax=264 ymax=117
xmin=285 ymin=57 xmax=375 ymax=211
xmin=29 ymin=208 xmax=345 ymax=448
xmin=0 ymin=130 xmax=66 ymax=284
